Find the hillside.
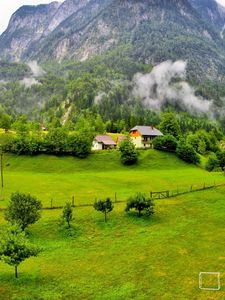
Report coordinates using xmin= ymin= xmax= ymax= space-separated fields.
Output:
xmin=1 ymin=150 xmax=224 ymax=208
xmin=1 ymin=0 xmax=225 ymax=79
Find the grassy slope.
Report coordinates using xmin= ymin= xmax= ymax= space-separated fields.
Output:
xmin=1 ymin=150 xmax=224 ymax=208
xmin=0 ymin=187 xmax=225 ymax=299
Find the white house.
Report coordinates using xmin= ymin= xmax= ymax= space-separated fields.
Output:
xmin=92 ymin=135 xmax=116 ymax=150
xmin=129 ymin=125 xmax=163 ymax=148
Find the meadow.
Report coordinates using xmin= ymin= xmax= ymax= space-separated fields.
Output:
xmin=0 ymin=150 xmax=224 ymax=208
xmin=0 ymin=150 xmax=224 ymax=299
xmin=0 ymin=187 xmax=225 ymax=299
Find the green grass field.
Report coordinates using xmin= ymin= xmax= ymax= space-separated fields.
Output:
xmin=1 ymin=150 xmax=224 ymax=208
xmin=0 ymin=150 xmax=225 ymax=299
xmin=0 ymin=187 xmax=225 ymax=299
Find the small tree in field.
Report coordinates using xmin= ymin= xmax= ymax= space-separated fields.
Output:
xmin=93 ymin=198 xmax=114 ymax=222
xmin=0 ymin=225 xmax=40 ymax=278
xmin=5 ymin=192 xmax=42 ymax=230
xmin=119 ymin=137 xmax=138 ymax=165
xmin=62 ymin=202 xmax=73 ymax=228
xmin=125 ymin=193 xmax=155 ymax=217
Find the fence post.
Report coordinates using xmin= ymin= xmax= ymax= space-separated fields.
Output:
xmin=72 ymin=196 xmax=75 ymax=207
xmin=203 ymin=183 xmax=206 ymax=189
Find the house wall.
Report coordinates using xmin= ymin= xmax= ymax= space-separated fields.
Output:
xmin=130 ymin=136 xmax=153 ymax=149
xmin=92 ymin=141 xmax=103 ymax=151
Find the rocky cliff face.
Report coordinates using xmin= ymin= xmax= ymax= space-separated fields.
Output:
xmin=1 ymin=0 xmax=225 ymax=78
xmin=0 ymin=2 xmax=60 ymax=61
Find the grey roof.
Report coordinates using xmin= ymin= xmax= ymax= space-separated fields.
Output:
xmin=95 ymin=135 xmax=116 ymax=145
xmin=130 ymin=126 xmax=163 ymax=136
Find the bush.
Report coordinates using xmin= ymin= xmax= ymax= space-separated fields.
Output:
xmin=216 ymin=150 xmax=225 ymax=171
xmin=62 ymin=202 xmax=73 ymax=228
xmin=119 ymin=137 xmax=138 ymax=165
xmin=205 ymin=154 xmax=220 ymax=171
xmin=176 ymin=141 xmax=200 ymax=164
xmin=125 ymin=193 xmax=155 ymax=217
xmin=153 ymin=134 xmax=177 ymax=151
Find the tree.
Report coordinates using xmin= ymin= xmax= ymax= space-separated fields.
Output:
xmin=5 ymin=192 xmax=42 ymax=230
xmin=125 ymin=193 xmax=155 ymax=217
xmin=62 ymin=202 xmax=73 ymax=228
xmin=0 ymin=224 xmax=40 ymax=278
xmin=216 ymin=150 xmax=225 ymax=171
xmin=176 ymin=140 xmax=200 ymax=164
xmin=206 ymin=154 xmax=219 ymax=172
xmin=153 ymin=134 xmax=177 ymax=151
xmin=119 ymin=137 xmax=138 ymax=165
xmin=0 ymin=113 xmax=11 ymax=132
xmin=159 ymin=112 xmax=181 ymax=138
xmin=93 ymin=198 xmax=114 ymax=222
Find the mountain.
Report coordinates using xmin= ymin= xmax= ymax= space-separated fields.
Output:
xmin=190 ymin=0 xmax=225 ymax=34
xmin=1 ymin=0 xmax=225 ymax=79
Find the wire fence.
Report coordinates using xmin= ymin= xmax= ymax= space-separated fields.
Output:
xmin=42 ymin=181 xmax=225 ymax=210
xmin=0 ymin=181 xmax=224 ymax=211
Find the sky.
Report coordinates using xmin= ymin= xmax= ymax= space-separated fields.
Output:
xmin=1 ymin=0 xmax=225 ymax=34
xmin=0 ymin=0 xmax=60 ymax=34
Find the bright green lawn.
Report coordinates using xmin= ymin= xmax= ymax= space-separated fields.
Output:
xmin=0 ymin=187 xmax=225 ymax=299
xmin=0 ymin=150 xmax=224 ymax=208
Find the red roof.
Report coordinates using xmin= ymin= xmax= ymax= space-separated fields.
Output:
xmin=95 ymin=135 xmax=116 ymax=145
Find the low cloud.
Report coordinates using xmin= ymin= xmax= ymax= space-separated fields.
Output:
xmin=132 ymin=60 xmax=212 ymax=115
xmin=20 ymin=77 xmax=41 ymax=88
xmin=27 ymin=61 xmax=45 ymax=77
xmin=94 ymin=92 xmax=107 ymax=105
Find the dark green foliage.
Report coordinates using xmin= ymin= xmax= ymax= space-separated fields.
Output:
xmin=153 ymin=134 xmax=177 ymax=152
xmin=0 ymin=61 xmax=31 ymax=80
xmin=125 ymin=193 xmax=155 ymax=217
xmin=216 ymin=150 xmax=225 ymax=171
xmin=206 ymin=154 xmax=220 ymax=172
xmin=62 ymin=202 xmax=73 ymax=228
xmin=0 ymin=224 xmax=40 ymax=278
xmin=45 ymin=128 xmax=67 ymax=154
xmin=0 ymin=113 xmax=11 ymax=132
xmin=176 ymin=140 xmax=200 ymax=164
xmin=187 ymin=130 xmax=220 ymax=154
xmin=119 ymin=137 xmax=138 ymax=165
xmin=159 ymin=113 xmax=181 ymax=138
xmin=5 ymin=192 xmax=42 ymax=230
xmin=93 ymin=198 xmax=114 ymax=222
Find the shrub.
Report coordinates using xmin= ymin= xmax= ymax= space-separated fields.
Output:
xmin=153 ymin=134 xmax=177 ymax=151
xmin=216 ymin=150 xmax=225 ymax=171
xmin=119 ymin=137 xmax=138 ymax=165
xmin=205 ymin=154 xmax=220 ymax=171
xmin=62 ymin=202 xmax=73 ymax=228
xmin=125 ymin=193 xmax=155 ymax=217
xmin=176 ymin=141 xmax=200 ymax=164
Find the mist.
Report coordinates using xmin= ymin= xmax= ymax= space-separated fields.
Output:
xmin=27 ymin=61 xmax=45 ymax=77
xmin=20 ymin=61 xmax=45 ymax=87
xmin=20 ymin=77 xmax=41 ymax=88
xmin=132 ymin=60 xmax=212 ymax=115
